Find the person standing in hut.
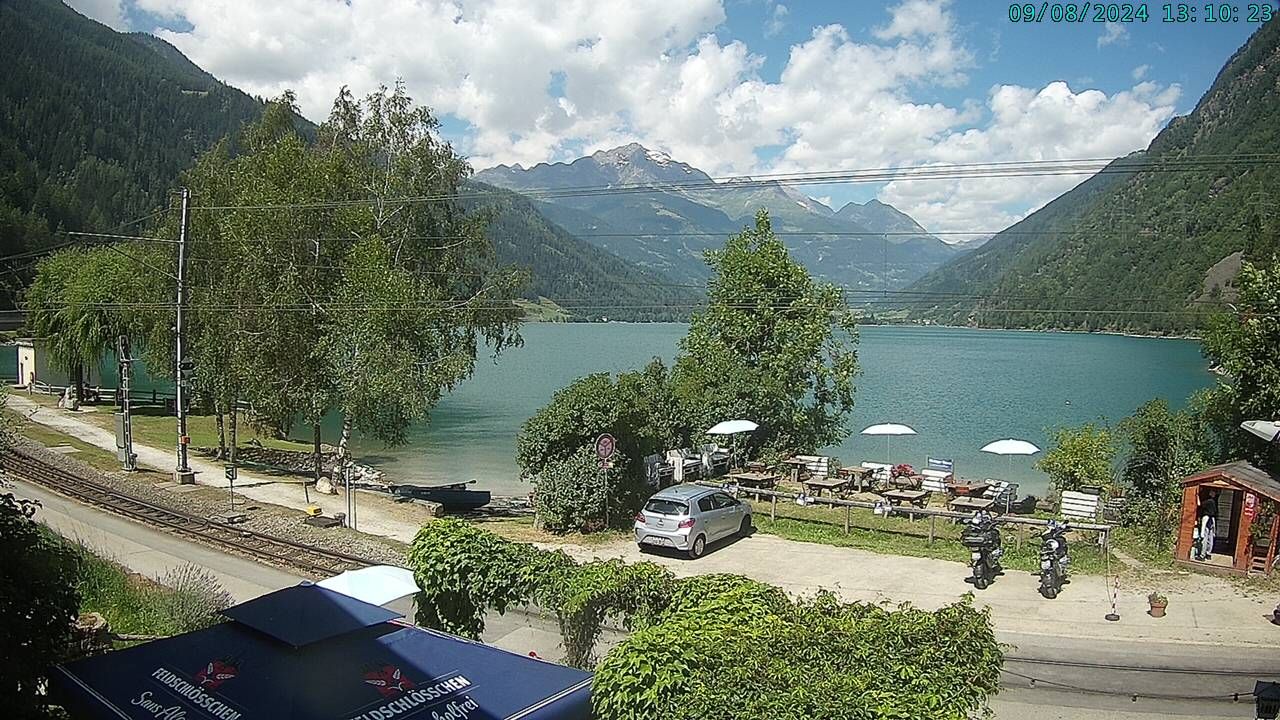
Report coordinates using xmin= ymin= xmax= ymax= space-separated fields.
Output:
xmin=1195 ymin=489 xmax=1219 ymax=561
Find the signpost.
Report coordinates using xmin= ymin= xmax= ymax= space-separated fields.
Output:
xmin=596 ymin=434 xmax=616 ymax=526
xmin=225 ymin=464 xmax=238 ymax=512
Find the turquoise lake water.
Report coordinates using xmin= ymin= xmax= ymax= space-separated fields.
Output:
xmin=8 ymin=324 xmax=1214 ymax=497
xmin=337 ymin=324 xmax=1212 ymax=497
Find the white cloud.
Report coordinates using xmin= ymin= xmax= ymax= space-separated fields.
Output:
xmin=1098 ymin=21 xmax=1129 ymax=48
xmin=1132 ymin=64 xmax=1150 ymax=80
xmin=65 ymin=0 xmax=127 ymax=30
xmin=880 ymin=80 xmax=1180 ymax=232
xmin=119 ymin=0 xmax=1178 ymax=235
xmin=764 ymin=2 xmax=788 ymax=38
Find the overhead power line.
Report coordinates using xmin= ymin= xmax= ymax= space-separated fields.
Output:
xmin=189 ymin=154 xmax=1280 ymax=212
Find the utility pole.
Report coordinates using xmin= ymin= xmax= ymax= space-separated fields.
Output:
xmin=116 ymin=335 xmax=136 ymax=472
xmin=174 ymin=187 xmax=195 ymax=484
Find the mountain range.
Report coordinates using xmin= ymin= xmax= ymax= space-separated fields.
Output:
xmin=475 ymin=144 xmax=966 ymax=289
xmin=904 ymin=18 xmax=1280 ymax=334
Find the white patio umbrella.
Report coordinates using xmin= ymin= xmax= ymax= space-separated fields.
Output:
xmin=980 ymin=438 xmax=1041 ymax=481
xmin=861 ymin=423 xmax=917 ymax=465
xmin=1242 ymin=420 xmax=1280 ymax=444
xmin=706 ymin=419 xmax=759 ymax=468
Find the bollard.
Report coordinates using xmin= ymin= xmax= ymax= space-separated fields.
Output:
xmin=929 ymin=515 xmax=936 ymax=545
xmin=771 ymin=495 xmax=777 ymax=521
xmin=844 ymin=505 xmax=851 ymax=534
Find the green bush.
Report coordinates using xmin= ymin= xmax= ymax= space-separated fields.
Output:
xmin=535 ymin=560 xmax=674 ymax=668
xmin=408 ymin=518 xmax=573 ymax=639
xmin=518 ymin=360 xmax=686 ymax=531
xmin=593 ymin=593 xmax=1002 ymax=720
xmin=532 ymin=447 xmax=630 ymax=533
xmin=1 ymin=495 xmax=81 ymax=719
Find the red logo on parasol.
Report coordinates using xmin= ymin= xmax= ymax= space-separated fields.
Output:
xmin=195 ymin=659 xmax=238 ymax=689
xmin=363 ymin=665 xmax=416 ymax=698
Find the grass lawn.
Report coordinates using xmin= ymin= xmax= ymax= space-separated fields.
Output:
xmin=751 ymin=498 xmax=1114 ymax=575
xmin=50 ymin=530 xmax=228 ymax=638
xmin=9 ymin=389 xmax=313 ymax=455
xmin=476 ymin=514 xmax=631 ymax=546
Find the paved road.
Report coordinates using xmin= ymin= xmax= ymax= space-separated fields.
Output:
xmin=17 ymin=476 xmax=1274 ymax=719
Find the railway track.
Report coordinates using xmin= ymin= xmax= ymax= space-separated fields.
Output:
xmin=3 ymin=448 xmax=376 ymax=577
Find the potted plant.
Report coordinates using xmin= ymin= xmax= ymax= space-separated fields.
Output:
xmin=1147 ymin=591 xmax=1168 ymax=618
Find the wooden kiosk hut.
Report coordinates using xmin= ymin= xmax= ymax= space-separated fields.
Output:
xmin=1175 ymin=461 xmax=1280 ymax=576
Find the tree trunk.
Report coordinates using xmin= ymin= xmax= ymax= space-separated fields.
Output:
xmin=313 ymin=423 xmax=323 ymax=491
xmin=214 ymin=409 xmax=227 ymax=461
xmin=73 ymin=363 xmax=84 ymax=405
xmin=229 ymin=402 xmax=238 ymax=466
xmin=337 ymin=414 xmax=353 ymax=460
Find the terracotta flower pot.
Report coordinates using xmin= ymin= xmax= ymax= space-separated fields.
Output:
xmin=1148 ymin=601 xmax=1167 ymax=618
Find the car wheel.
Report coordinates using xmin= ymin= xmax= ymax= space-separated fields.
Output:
xmin=1040 ymin=585 xmax=1058 ymax=600
xmin=738 ymin=516 xmax=752 ymax=537
xmin=974 ymin=576 xmax=989 ymax=590
xmin=688 ymin=534 xmax=706 ymax=559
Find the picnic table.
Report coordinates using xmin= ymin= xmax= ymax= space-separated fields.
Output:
xmin=780 ymin=457 xmax=809 ymax=484
xmin=946 ymin=480 xmax=991 ymax=498
xmin=949 ymin=496 xmax=996 ymax=514
xmin=882 ymin=489 xmax=929 ymax=508
xmin=837 ymin=465 xmax=876 ymax=492
xmin=727 ymin=471 xmax=779 ymax=489
xmin=802 ymin=476 xmax=851 ymax=497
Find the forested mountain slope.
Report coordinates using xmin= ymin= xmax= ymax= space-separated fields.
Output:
xmin=905 ymin=18 xmax=1280 ymax=334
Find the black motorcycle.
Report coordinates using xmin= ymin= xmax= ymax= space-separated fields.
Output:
xmin=961 ymin=511 xmax=1004 ymax=589
xmin=1037 ymin=520 xmax=1070 ymax=599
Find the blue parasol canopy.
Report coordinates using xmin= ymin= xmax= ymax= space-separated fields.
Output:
xmin=52 ymin=583 xmax=591 ymax=720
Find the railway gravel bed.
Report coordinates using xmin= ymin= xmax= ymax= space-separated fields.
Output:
xmin=5 ymin=436 xmax=407 ymax=571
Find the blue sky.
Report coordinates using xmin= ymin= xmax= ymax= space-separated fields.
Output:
xmin=73 ymin=0 xmax=1265 ymax=233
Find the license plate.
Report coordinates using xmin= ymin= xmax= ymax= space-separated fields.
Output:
xmin=642 ymin=536 xmax=671 ymax=546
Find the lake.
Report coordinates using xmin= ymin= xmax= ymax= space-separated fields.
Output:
xmin=6 ymin=324 xmax=1213 ymax=497
xmin=333 ymin=324 xmax=1212 ymax=498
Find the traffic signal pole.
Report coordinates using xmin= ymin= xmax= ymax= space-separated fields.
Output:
xmin=174 ymin=187 xmax=194 ymax=484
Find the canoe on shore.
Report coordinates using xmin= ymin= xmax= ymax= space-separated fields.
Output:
xmin=389 ymin=483 xmax=492 ymax=512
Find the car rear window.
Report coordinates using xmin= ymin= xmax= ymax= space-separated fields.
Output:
xmin=644 ymin=498 xmax=687 ymax=515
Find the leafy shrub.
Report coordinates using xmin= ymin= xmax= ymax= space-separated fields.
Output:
xmin=1 ymin=494 xmax=81 ymax=719
xmin=532 ymin=447 xmax=630 ymax=533
xmin=518 ymin=360 xmax=685 ymax=531
xmin=592 ymin=593 xmax=1002 ymax=720
xmin=408 ymin=518 xmax=573 ymax=639
xmin=655 ymin=573 xmax=788 ymax=625
xmin=534 ymin=560 xmax=674 ymax=668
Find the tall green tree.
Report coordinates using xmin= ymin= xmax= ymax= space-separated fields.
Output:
xmin=672 ymin=210 xmax=859 ymax=456
xmin=1118 ymin=399 xmax=1205 ymax=546
xmin=1200 ymin=257 xmax=1280 ymax=471
xmin=316 ymin=83 xmax=523 ymax=456
xmin=1036 ymin=423 xmax=1117 ymax=495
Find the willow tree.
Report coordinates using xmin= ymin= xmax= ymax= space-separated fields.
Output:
xmin=672 ymin=211 xmax=860 ymax=456
xmin=24 ymin=247 xmax=141 ymax=402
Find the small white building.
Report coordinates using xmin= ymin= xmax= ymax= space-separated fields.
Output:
xmin=12 ymin=338 xmax=103 ymax=389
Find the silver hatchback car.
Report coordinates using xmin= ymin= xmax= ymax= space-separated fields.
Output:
xmin=634 ymin=484 xmax=752 ymax=559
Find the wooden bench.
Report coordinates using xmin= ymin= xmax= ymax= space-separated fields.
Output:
xmin=803 ymin=476 xmax=851 ymax=497
xmin=788 ymin=454 xmax=835 ymax=483
xmin=949 ymin=496 xmax=996 ymax=514
xmin=1059 ymin=490 xmax=1102 ymax=521
xmin=836 ymin=465 xmax=876 ymax=492
xmin=883 ymin=489 xmax=929 ymax=508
